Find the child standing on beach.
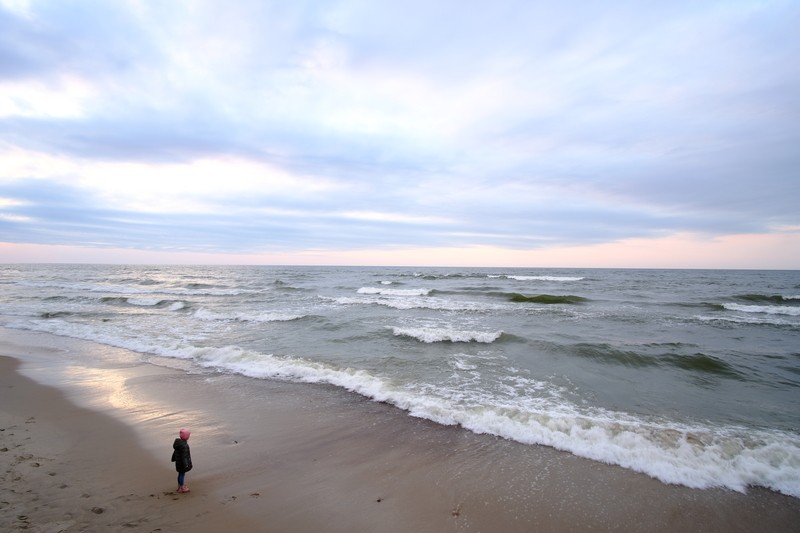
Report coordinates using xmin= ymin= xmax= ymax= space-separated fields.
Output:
xmin=171 ymin=428 xmax=193 ymax=493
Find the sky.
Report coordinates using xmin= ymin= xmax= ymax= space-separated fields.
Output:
xmin=1 ymin=0 xmax=798 ymax=268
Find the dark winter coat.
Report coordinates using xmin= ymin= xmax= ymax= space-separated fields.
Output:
xmin=171 ymin=438 xmax=192 ymax=473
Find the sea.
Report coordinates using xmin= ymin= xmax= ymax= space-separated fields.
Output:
xmin=1 ymin=264 xmax=798 ymax=497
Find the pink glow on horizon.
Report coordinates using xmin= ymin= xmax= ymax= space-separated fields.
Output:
xmin=1 ymin=232 xmax=798 ymax=269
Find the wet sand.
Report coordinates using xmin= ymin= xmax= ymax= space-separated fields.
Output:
xmin=1 ymin=327 xmax=799 ymax=532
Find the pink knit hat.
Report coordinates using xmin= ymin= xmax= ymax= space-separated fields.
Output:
xmin=179 ymin=428 xmax=191 ymax=440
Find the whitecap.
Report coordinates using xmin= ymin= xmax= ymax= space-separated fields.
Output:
xmin=234 ymin=312 xmax=305 ymax=323
xmin=357 ymin=287 xmax=431 ymax=296
xmin=391 ymin=326 xmax=503 ymax=343
xmin=193 ymin=308 xmax=304 ymax=322
xmin=127 ymin=297 xmax=162 ymax=306
xmin=724 ymin=303 xmax=800 ymax=316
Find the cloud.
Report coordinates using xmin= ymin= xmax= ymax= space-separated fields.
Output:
xmin=0 ymin=0 xmax=798 ymax=266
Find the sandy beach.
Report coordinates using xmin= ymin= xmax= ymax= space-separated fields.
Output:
xmin=2 ymin=327 xmax=799 ymax=532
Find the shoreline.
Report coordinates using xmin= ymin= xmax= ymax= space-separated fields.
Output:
xmin=2 ymin=327 xmax=799 ymax=532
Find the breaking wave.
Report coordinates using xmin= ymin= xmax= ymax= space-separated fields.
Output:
xmin=508 ymin=293 xmax=588 ymax=304
xmin=357 ymin=287 xmax=432 ymax=296
xmin=390 ymin=326 xmax=504 ymax=343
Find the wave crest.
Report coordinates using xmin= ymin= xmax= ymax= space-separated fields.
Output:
xmin=194 ymin=308 xmax=306 ymax=322
xmin=391 ymin=326 xmax=503 ymax=343
xmin=724 ymin=303 xmax=800 ymax=316
xmin=509 ymin=293 xmax=588 ymax=304
xmin=357 ymin=287 xmax=432 ymax=296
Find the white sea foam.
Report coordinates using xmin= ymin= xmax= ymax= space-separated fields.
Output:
xmin=234 ymin=312 xmax=305 ymax=323
xmin=3 ymin=318 xmax=190 ymax=360
xmin=379 ymin=298 xmax=489 ymax=311
xmin=724 ymin=303 xmax=800 ymax=316
xmin=695 ymin=315 xmax=795 ymax=327
xmin=391 ymin=326 xmax=503 ymax=343
xmin=127 ymin=297 xmax=162 ymax=306
xmin=487 ymin=275 xmax=584 ymax=281
xmin=168 ymin=301 xmax=186 ymax=311
xmin=321 ymin=295 xmax=501 ymax=312
xmin=159 ymin=287 xmax=253 ymax=296
xmin=450 ymin=403 xmax=800 ymax=497
xmin=193 ymin=308 xmax=304 ymax=322
xmin=357 ymin=287 xmax=431 ymax=296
